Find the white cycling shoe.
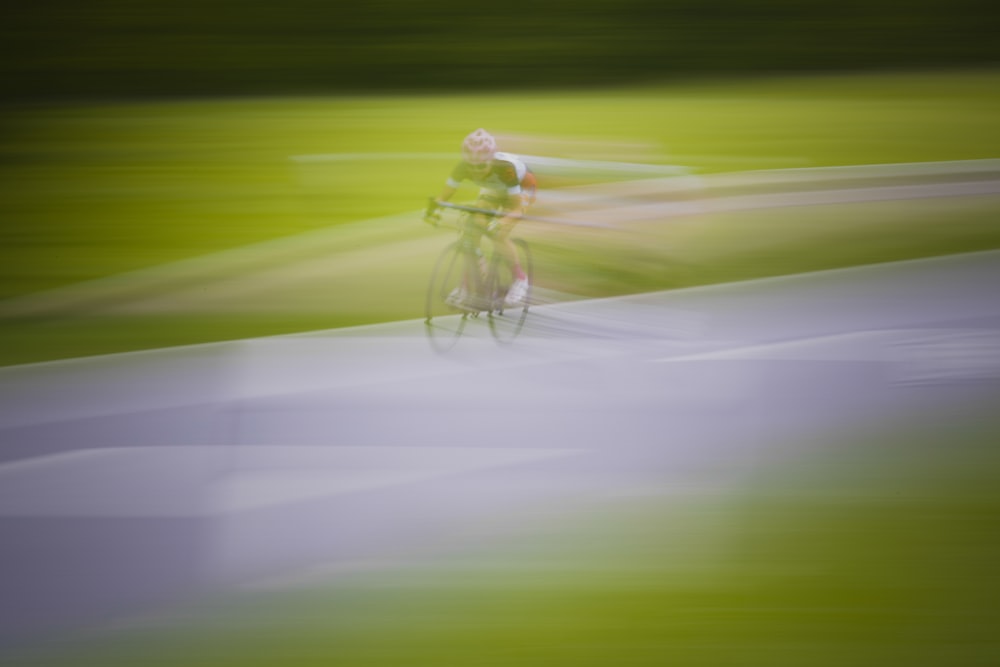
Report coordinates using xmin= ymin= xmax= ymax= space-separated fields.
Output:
xmin=504 ymin=278 xmax=529 ymax=307
xmin=445 ymin=287 xmax=468 ymax=309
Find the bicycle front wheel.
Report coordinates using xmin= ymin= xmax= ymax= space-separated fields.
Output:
xmin=425 ymin=241 xmax=473 ymax=352
xmin=487 ymin=238 xmax=533 ymax=344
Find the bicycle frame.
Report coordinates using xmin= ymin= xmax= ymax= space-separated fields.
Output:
xmin=424 ymin=200 xmax=533 ymax=349
xmin=433 ymin=202 xmax=514 ymax=306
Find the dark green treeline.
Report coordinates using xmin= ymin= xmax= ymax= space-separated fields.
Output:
xmin=4 ymin=0 xmax=999 ymax=100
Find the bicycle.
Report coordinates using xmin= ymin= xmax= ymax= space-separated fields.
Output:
xmin=424 ymin=200 xmax=534 ymax=351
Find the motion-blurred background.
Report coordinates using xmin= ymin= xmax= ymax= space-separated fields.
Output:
xmin=3 ymin=0 xmax=1000 ymax=363
xmin=3 ymin=6 xmax=1000 ymax=666
xmin=4 ymin=0 xmax=999 ymax=99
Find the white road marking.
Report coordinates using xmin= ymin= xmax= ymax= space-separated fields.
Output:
xmin=0 ymin=446 xmax=580 ymax=518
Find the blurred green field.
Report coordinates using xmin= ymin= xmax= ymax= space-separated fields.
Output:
xmin=2 ymin=69 xmax=1000 ymax=365
xmin=14 ymin=390 xmax=1000 ymax=667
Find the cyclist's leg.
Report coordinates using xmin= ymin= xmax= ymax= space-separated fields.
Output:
xmin=505 ymin=176 xmax=536 ymax=302
xmin=470 ymin=195 xmax=502 ymax=274
xmin=493 ymin=229 xmax=530 ymax=305
xmin=484 ymin=185 xmax=533 ymax=286
xmin=456 ymin=213 xmax=487 ymax=303
xmin=492 ymin=226 xmax=526 ymax=279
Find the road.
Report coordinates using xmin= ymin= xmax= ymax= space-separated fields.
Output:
xmin=2 ymin=248 xmax=999 ymax=647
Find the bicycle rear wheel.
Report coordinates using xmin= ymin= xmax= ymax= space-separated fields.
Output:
xmin=425 ymin=241 xmax=473 ymax=352
xmin=487 ymin=238 xmax=533 ymax=344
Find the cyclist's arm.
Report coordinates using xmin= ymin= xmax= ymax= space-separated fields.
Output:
xmin=437 ymin=165 xmax=468 ymax=206
xmin=437 ymin=183 xmax=458 ymax=205
xmin=425 ymin=184 xmax=458 ymax=223
xmin=426 ymin=167 xmax=465 ymax=219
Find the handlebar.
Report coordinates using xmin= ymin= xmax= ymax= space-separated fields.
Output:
xmin=429 ymin=199 xmax=504 ymax=218
xmin=426 ymin=197 xmax=617 ymax=230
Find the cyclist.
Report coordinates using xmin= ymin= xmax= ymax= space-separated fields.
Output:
xmin=424 ymin=128 xmax=536 ymax=307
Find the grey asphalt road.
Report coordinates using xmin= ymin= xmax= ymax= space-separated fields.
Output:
xmin=1 ymin=249 xmax=999 ymax=647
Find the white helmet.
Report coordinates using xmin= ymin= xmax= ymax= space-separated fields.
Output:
xmin=461 ymin=128 xmax=497 ymax=164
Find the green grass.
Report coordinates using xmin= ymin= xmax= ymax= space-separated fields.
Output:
xmin=14 ymin=391 xmax=1000 ymax=667
xmin=2 ymin=69 xmax=1000 ymax=365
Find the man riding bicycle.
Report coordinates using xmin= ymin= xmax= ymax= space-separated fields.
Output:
xmin=424 ymin=128 xmax=537 ymax=307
